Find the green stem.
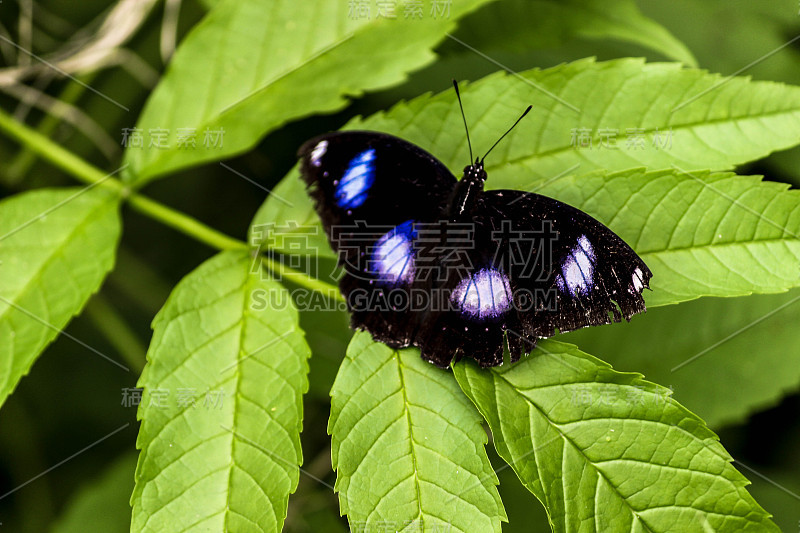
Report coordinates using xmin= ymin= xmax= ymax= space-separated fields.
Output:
xmin=126 ymin=194 xmax=247 ymax=251
xmin=0 ymin=107 xmax=343 ymax=297
xmin=0 ymin=107 xmax=246 ymax=251
xmin=261 ymin=254 xmax=345 ymax=303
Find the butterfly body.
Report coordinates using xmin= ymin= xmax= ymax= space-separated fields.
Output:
xmin=447 ymin=161 xmax=487 ymax=221
xmin=299 ymin=130 xmax=652 ymax=368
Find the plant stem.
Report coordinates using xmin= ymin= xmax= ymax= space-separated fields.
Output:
xmin=260 ymin=254 xmax=346 ymax=303
xmin=126 ymin=194 xmax=247 ymax=251
xmin=0 ymin=107 xmax=344 ymax=297
xmin=0 ymin=107 xmax=246 ymax=251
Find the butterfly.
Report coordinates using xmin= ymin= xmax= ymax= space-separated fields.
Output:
xmin=298 ymin=81 xmax=651 ymax=368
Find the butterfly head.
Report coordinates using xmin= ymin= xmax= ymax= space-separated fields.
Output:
xmin=463 ymin=159 xmax=487 ymax=183
xmin=450 ymin=158 xmax=487 ymax=219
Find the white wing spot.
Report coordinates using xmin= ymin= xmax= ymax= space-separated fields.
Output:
xmin=451 ymin=268 xmax=512 ymax=319
xmin=632 ymin=267 xmax=644 ymax=291
xmin=560 ymin=234 xmax=595 ymax=297
xmin=370 ymin=220 xmax=415 ymax=284
xmin=309 ymin=140 xmax=328 ymax=167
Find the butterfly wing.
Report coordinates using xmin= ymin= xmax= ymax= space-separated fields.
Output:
xmin=298 ymin=131 xmax=458 ymax=347
xmin=415 ymin=189 xmax=652 ymax=367
xmin=299 ymin=131 xmax=457 ymax=228
xmin=412 ymin=213 xmax=515 ymax=367
xmin=300 ymin=132 xmax=651 ymax=367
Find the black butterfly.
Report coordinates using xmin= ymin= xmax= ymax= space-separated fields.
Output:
xmin=298 ymin=82 xmax=651 ymax=368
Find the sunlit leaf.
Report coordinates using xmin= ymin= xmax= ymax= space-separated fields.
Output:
xmin=0 ymin=188 xmax=122 ymax=408
xmin=124 ymin=0 xmax=498 ymax=184
xmin=537 ymin=169 xmax=800 ymax=306
xmin=563 ymin=289 xmax=800 ymax=428
xmin=329 ymin=332 xmax=506 ymax=532
xmin=454 ymin=341 xmax=779 ymax=532
xmin=132 ymin=251 xmax=311 ymax=532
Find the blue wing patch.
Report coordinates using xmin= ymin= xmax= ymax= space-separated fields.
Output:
xmin=335 ymin=148 xmax=377 ymax=209
xmin=370 ymin=220 xmax=416 ymax=285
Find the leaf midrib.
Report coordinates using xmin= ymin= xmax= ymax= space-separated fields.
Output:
xmin=220 ymin=31 xmax=357 ymax=122
xmin=396 ymin=351 xmax=425 ymax=529
xmin=223 ymin=265 xmax=250 ymax=532
xmin=640 ymin=234 xmax=800 ymax=257
xmin=492 ymin=370 xmax=656 ymax=532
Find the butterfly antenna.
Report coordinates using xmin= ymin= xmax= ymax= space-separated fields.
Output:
xmin=453 ymin=79 xmax=474 ymax=163
xmin=481 ymin=105 xmax=532 ymax=164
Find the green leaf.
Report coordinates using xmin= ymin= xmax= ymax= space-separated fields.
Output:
xmin=0 ymin=187 xmax=122 ymax=408
xmin=454 ymin=341 xmax=779 ymax=532
xmin=131 ymin=251 xmax=311 ymax=532
xmin=329 ymin=332 xmax=506 ymax=532
xmin=124 ymin=0 xmax=498 ymax=185
xmin=563 ymin=288 xmax=800 ymax=429
xmin=536 ymin=169 xmax=800 ymax=305
xmin=452 ymin=0 xmax=697 ymax=66
xmin=52 ymin=452 xmax=137 ymax=533
xmin=253 ymin=58 xmax=800 ymax=253
xmin=342 ymin=58 xmax=800 ymax=187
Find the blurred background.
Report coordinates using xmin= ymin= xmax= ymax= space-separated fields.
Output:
xmin=0 ymin=0 xmax=798 ymax=531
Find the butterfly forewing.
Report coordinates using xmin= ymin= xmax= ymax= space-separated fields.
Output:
xmin=299 ymin=131 xmax=456 ymax=230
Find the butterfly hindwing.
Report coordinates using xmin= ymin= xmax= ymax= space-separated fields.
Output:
xmin=412 ymin=213 xmax=519 ymax=367
xmin=415 ymin=189 xmax=652 ymax=367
